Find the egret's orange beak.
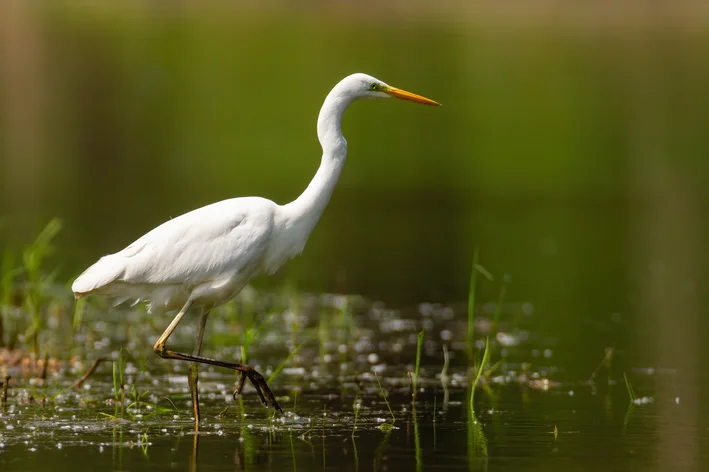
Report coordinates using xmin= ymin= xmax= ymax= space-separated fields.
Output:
xmin=384 ymin=86 xmax=441 ymax=106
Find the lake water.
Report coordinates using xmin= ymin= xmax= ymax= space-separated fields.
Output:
xmin=1 ymin=3 xmax=708 ymax=471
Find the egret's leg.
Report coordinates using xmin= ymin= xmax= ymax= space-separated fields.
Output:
xmin=152 ymin=301 xmax=282 ymax=413
xmin=152 ymin=300 xmax=194 ymax=353
xmin=189 ymin=306 xmax=211 ymax=427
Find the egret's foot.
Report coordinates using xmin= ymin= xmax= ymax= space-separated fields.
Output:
xmin=188 ymin=363 xmax=201 ymax=427
xmin=232 ymin=366 xmax=282 ymax=413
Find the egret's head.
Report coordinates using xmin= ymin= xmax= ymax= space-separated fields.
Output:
xmin=338 ymin=73 xmax=440 ymax=106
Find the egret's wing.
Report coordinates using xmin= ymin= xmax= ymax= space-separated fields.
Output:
xmin=72 ymin=198 xmax=275 ymax=294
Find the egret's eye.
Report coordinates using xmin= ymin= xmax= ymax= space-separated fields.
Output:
xmin=369 ymin=83 xmax=378 ymax=91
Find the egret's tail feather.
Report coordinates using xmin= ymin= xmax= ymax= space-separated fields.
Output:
xmin=111 ymin=296 xmax=142 ymax=308
xmin=112 ymin=296 xmax=129 ymax=307
xmin=71 ymin=255 xmax=125 ymax=296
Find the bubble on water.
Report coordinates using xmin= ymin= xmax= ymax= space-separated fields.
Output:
xmin=6 ymin=425 xmax=13 ymax=430
xmin=371 ymin=364 xmax=387 ymax=374
xmin=57 ymin=443 xmax=62 ymax=449
xmin=368 ymin=353 xmax=379 ymax=364
xmin=675 ymin=397 xmax=681 ymax=404
xmin=418 ymin=303 xmax=433 ymax=316
xmin=544 ymin=349 xmax=553 ymax=358
xmin=441 ymin=306 xmax=454 ymax=319
xmin=568 ymin=390 xmax=574 ymax=396
xmin=284 ymin=367 xmax=306 ymax=376
xmin=496 ymin=332 xmax=520 ymax=347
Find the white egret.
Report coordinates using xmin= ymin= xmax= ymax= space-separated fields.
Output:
xmin=72 ymin=73 xmax=439 ymax=423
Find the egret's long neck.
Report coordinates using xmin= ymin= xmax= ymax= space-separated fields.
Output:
xmin=282 ymin=90 xmax=354 ymax=233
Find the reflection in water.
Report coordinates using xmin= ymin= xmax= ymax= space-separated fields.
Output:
xmin=440 ymin=344 xmax=451 ymax=411
xmin=374 ymin=428 xmax=393 ymax=471
xmin=111 ymin=427 xmax=123 ymax=471
xmin=351 ymin=436 xmax=359 ymax=472
xmin=321 ymin=406 xmax=327 ymax=471
xmin=467 ymin=412 xmax=488 ymax=472
xmin=290 ymin=433 xmax=298 ymax=472
xmin=190 ymin=434 xmax=198 ymax=472
xmin=413 ymin=406 xmax=423 ymax=472
xmin=622 ymin=404 xmax=636 ymax=436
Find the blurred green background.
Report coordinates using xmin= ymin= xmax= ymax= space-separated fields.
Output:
xmin=1 ymin=2 xmax=708 ymax=369
xmin=1 ymin=3 xmax=709 ymax=467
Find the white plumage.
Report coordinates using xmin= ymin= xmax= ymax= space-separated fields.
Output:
xmin=73 ymin=197 xmax=276 ymax=312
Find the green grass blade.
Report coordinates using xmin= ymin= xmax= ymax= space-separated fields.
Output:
xmin=268 ymin=341 xmax=305 ymax=384
xmin=623 ymin=372 xmax=637 ymax=402
xmin=469 ymin=337 xmax=491 ymax=414
xmin=412 ymin=330 xmax=424 ymax=402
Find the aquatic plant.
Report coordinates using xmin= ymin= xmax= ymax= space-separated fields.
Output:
xmin=1 ymin=375 xmax=9 ymax=406
xmin=411 ymin=330 xmax=424 ymax=402
xmin=240 ymin=312 xmax=264 ymax=365
xmin=375 ymin=371 xmax=395 ymax=431
xmin=466 ymin=247 xmax=480 ymax=366
xmin=351 ymin=394 xmax=360 ymax=438
xmin=0 ymin=219 xmax=63 ymax=351
xmin=112 ymin=348 xmax=130 ymax=417
xmin=623 ymin=372 xmax=637 ymax=402
xmin=469 ymin=337 xmax=490 ymax=414
xmin=267 ymin=341 xmax=304 ymax=384
xmin=22 ymin=218 xmax=63 ymax=355
xmin=466 ymin=247 xmax=492 ymax=369
xmin=0 ymin=249 xmax=16 ymax=347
